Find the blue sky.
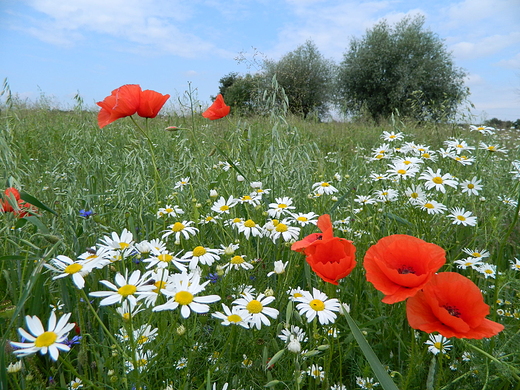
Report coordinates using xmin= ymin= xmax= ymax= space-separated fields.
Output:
xmin=1 ymin=0 xmax=519 ymax=121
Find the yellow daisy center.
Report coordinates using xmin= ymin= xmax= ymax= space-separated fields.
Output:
xmin=456 ymin=215 xmax=466 ymax=221
xmin=64 ymin=263 xmax=83 ymax=274
xmin=157 ymin=254 xmax=173 ymax=263
xmin=297 ymin=216 xmax=308 ymax=222
xmin=244 ymin=219 xmax=256 ymax=228
xmin=232 ymin=218 xmax=242 ymax=223
xmin=293 ymin=292 xmax=303 ymax=298
xmin=119 ymin=242 xmax=130 ymax=249
xmin=118 ymin=284 xmax=137 ymax=297
xmin=220 ymin=205 xmax=230 ymax=211
xmin=246 ymin=299 xmax=263 ymax=314
xmin=172 ymin=222 xmax=185 ymax=232
xmin=227 ymin=314 xmax=242 ymax=323
xmin=153 ymin=280 xmax=167 ymax=293
xmin=35 ymin=331 xmax=57 ymax=347
xmin=165 ymin=208 xmax=173 ymax=213
xmin=397 ymin=169 xmax=407 ymax=175
xmin=242 ymin=195 xmax=252 ymax=201
xmin=278 ymin=203 xmax=287 ymax=209
xmin=310 ymin=299 xmax=325 ymax=311
xmin=424 ymin=203 xmax=434 ymax=209
xmin=468 ymin=183 xmax=475 ymax=189
xmin=472 ymin=253 xmax=481 ymax=257
xmin=321 ymin=182 xmax=330 ymax=187
xmin=175 ymin=291 xmax=194 ymax=305
xmin=410 ymin=192 xmax=419 ymax=198
xmin=193 ymin=246 xmax=207 ymax=257
xmin=434 ymin=341 xmax=442 ymax=350
xmin=231 ymin=255 xmax=244 ymax=264
xmin=422 ymin=153 xmax=431 ymax=158
xmin=276 ymin=223 xmax=288 ymax=232
xmin=137 ymin=335 xmax=148 ymax=344
xmin=432 ymin=177 xmax=443 ymax=184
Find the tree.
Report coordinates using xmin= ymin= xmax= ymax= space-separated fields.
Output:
xmin=263 ymin=40 xmax=335 ymax=118
xmin=216 ymin=72 xmax=263 ymax=115
xmin=336 ymin=15 xmax=469 ymax=121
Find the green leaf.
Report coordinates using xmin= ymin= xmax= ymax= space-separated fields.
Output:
xmin=19 ymin=192 xmax=57 ymax=215
xmin=341 ymin=308 xmax=400 ymax=390
xmin=15 ymin=215 xmax=50 ymax=234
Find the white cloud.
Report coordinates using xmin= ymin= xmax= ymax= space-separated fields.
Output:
xmin=495 ymin=53 xmax=520 ymax=70
xmin=450 ymin=32 xmax=520 ymax=60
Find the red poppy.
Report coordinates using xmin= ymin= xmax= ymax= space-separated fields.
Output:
xmin=1 ymin=187 xmax=37 ymax=217
xmin=292 ymin=214 xmax=356 ymax=285
xmin=364 ymin=234 xmax=445 ymax=304
xmin=97 ymin=84 xmax=170 ymax=128
xmin=406 ymin=272 xmax=504 ymax=339
xmin=202 ymin=94 xmax=230 ymax=120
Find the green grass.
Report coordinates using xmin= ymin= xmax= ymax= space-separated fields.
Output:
xmin=1 ymin=96 xmax=520 ymax=390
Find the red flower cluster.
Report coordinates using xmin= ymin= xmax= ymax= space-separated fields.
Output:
xmin=364 ymin=234 xmax=503 ymax=339
xmin=96 ymin=84 xmax=170 ymax=128
xmin=202 ymin=94 xmax=230 ymax=120
xmin=291 ymin=214 xmax=356 ymax=285
xmin=1 ymin=188 xmax=36 ymax=217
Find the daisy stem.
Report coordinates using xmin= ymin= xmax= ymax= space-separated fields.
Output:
xmin=78 ymin=289 xmax=129 ymax=360
xmin=495 ymin=185 xmax=520 ymax=270
xmin=462 ymin=340 xmax=520 ymax=382
xmin=58 ymin=355 xmax=98 ymax=389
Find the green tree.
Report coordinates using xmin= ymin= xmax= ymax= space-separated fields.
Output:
xmin=336 ymin=15 xmax=469 ymax=121
xmin=263 ymin=40 xmax=335 ymax=118
xmin=216 ymin=72 xmax=263 ymax=115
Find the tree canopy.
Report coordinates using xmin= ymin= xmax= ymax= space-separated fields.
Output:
xmin=336 ymin=15 xmax=469 ymax=121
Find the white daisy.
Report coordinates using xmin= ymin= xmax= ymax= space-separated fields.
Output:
xmin=268 ymin=197 xmax=296 ymax=218
xmin=381 ymin=131 xmax=404 ymax=142
xmin=269 ymin=220 xmax=300 ymax=243
xmin=44 ymin=255 xmax=94 ymax=289
xmin=162 ymin=220 xmax=199 ymax=242
xmin=419 ymin=168 xmax=458 ymax=193
xmin=312 ymin=181 xmax=338 ymax=195
xmin=212 ymin=304 xmax=251 ymax=328
xmin=444 ymin=139 xmax=475 ymax=154
xmin=232 ymin=292 xmax=279 ymax=330
xmin=477 ymin=263 xmax=497 ymax=279
xmin=181 ymin=246 xmax=221 ymax=269
xmin=415 ymin=199 xmax=447 ymax=215
xmin=236 ymin=194 xmax=261 ymax=206
xmin=404 ymin=184 xmax=426 ymax=203
xmin=307 ymin=364 xmax=325 ymax=381
xmin=510 ymin=258 xmax=520 ymax=271
xmin=11 ymin=311 xmax=75 ymax=361
xmin=143 ymin=248 xmax=186 ymax=271
xmin=462 ymin=248 xmax=490 ymax=259
xmin=448 ymin=207 xmax=477 ymax=226
xmin=425 ymin=334 xmax=452 ymax=355
xmin=460 ymin=177 xmax=483 ymax=195
xmin=222 ymin=255 xmax=254 ymax=272
xmin=386 ymin=162 xmax=419 ymax=180
xmin=295 ymin=288 xmax=340 ymax=325
xmin=267 ymin=260 xmax=288 ymax=277
xmin=152 ymin=272 xmax=221 ymax=317
xmin=157 ymin=204 xmax=184 ymax=218
xmin=479 ymin=142 xmax=507 ymax=154
xmin=453 ymin=258 xmax=484 ymax=270
xmin=289 ymin=212 xmax=319 ymax=227
xmin=89 ymin=270 xmax=154 ymax=306
xmin=211 ymin=196 xmax=238 ymax=214
xmin=98 ymin=228 xmax=134 ymax=252
xmin=174 ymin=177 xmax=190 ymax=189
xmin=354 ymin=195 xmax=377 ymax=205
xmin=236 ymin=219 xmax=264 ymax=239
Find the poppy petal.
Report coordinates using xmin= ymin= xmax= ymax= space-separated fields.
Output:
xmin=137 ymin=89 xmax=170 ymax=118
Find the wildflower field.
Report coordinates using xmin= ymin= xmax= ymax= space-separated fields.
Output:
xmin=1 ymin=86 xmax=520 ymax=390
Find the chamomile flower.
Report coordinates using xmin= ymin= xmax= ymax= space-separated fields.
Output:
xmin=477 ymin=263 xmax=497 ymax=279
xmin=143 ymin=248 xmax=186 ymax=271
xmin=510 ymin=258 xmax=520 ymax=271
xmin=404 ymin=184 xmax=426 ymax=203
xmin=312 ymin=181 xmax=338 ymax=195
xmin=419 ymin=168 xmax=458 ymax=193
xmin=307 ymin=364 xmax=325 ymax=381
xmin=479 ymin=142 xmax=507 ymax=153
xmin=444 ymin=139 xmax=475 ymax=154
xmin=89 ymin=270 xmax=154 ymax=306
xmin=356 ymin=377 xmax=380 ymax=389
xmin=278 ymin=325 xmax=308 ymax=343
xmin=236 ymin=219 xmax=264 ymax=239
xmin=11 ymin=311 xmax=75 ymax=361
xmin=415 ymin=199 xmax=447 ymax=214
xmin=462 ymin=248 xmax=490 ymax=259
xmin=212 ymin=304 xmax=251 ymax=328
xmin=381 ymin=131 xmax=404 ymax=142
xmin=237 ymin=194 xmax=261 ymax=206
xmin=425 ymin=334 xmax=452 ymax=355
xmin=211 ymin=196 xmax=238 ymax=214
xmin=374 ymin=188 xmax=398 ymax=202
xmin=267 ymin=260 xmax=288 ymax=277
xmin=77 ymin=247 xmax=112 ymax=269
xmin=174 ymin=177 xmax=190 ymax=189
xmin=98 ymin=228 xmax=135 ymax=252
xmin=454 ymin=258 xmax=484 ymax=270
xmin=134 ymin=238 xmax=167 ymax=256
xmin=176 ymin=357 xmax=188 ymax=370
xmin=232 ymin=292 xmax=279 ymax=330
xmin=115 ymin=300 xmax=144 ymax=320
xmin=162 ymin=220 xmax=199 ymax=242
xmin=44 ymin=255 xmax=94 ymax=289
xmin=386 ymin=162 xmax=419 ymax=180
xmin=354 ymin=195 xmax=377 ymax=205
xmin=289 ymin=212 xmax=319 ymax=226
xmin=222 ymin=255 xmax=254 ymax=272
xmin=460 ymin=177 xmax=483 ymax=195
xmin=125 ymin=350 xmax=156 ymax=373
xmin=369 ymin=173 xmax=389 ymax=181
xmin=448 ymin=208 xmax=477 ymax=226
xmin=452 ymin=154 xmax=475 ymax=166
xmin=295 ymin=288 xmax=340 ymax=325
xmin=156 ymin=204 xmax=184 ymax=218
xmin=268 ymin=197 xmax=296 ymax=218
xmin=181 ymin=246 xmax=221 ymax=269
xmin=68 ymin=378 xmax=83 ymax=389
xmin=287 ymin=287 xmax=306 ymax=301
xmin=199 ymin=214 xmax=220 ymax=224
xmin=470 ymin=125 xmax=495 ymax=135
xmin=269 ymin=220 xmax=300 ymax=243
xmin=152 ymin=272 xmax=221 ymax=317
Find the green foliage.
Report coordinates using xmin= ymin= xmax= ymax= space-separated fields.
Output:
xmin=217 ymin=72 xmax=264 ymax=115
xmin=336 ymin=15 xmax=469 ymax=122
xmin=263 ymin=40 xmax=335 ymax=119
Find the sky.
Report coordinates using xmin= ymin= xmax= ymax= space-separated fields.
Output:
xmin=1 ymin=0 xmax=519 ymax=121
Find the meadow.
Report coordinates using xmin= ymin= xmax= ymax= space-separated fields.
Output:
xmin=1 ymin=89 xmax=519 ymax=390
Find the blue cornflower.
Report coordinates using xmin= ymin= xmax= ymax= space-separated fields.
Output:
xmin=79 ymin=209 xmax=94 ymax=218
